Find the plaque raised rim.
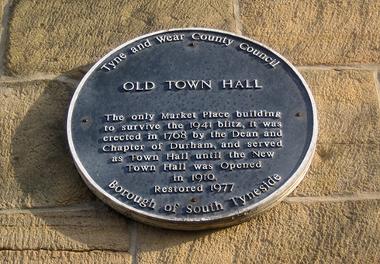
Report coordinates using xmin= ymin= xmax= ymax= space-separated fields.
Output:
xmin=67 ymin=28 xmax=318 ymax=230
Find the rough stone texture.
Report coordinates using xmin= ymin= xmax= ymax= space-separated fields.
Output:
xmin=292 ymin=70 xmax=380 ymax=196
xmin=0 ymin=204 xmax=131 ymax=252
xmin=0 ymin=71 xmax=378 ymax=207
xmin=6 ymin=0 xmax=235 ymax=75
xmin=0 ymin=0 xmax=379 ymax=262
xmin=240 ymin=0 xmax=380 ymax=65
xmin=301 ymin=70 xmax=380 ymax=145
xmin=136 ymin=200 xmax=380 ymax=264
xmin=296 ymin=142 xmax=380 ymax=196
xmin=0 ymin=250 xmax=131 ymax=264
xmin=0 ymin=0 xmax=4 ymax=21
xmin=0 ymin=80 xmax=93 ymax=208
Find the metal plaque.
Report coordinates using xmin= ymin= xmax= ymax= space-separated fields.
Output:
xmin=67 ymin=28 xmax=317 ymax=230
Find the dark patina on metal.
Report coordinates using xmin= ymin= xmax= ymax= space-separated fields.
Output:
xmin=67 ymin=28 xmax=317 ymax=230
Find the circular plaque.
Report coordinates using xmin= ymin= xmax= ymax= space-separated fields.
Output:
xmin=67 ymin=28 xmax=317 ymax=230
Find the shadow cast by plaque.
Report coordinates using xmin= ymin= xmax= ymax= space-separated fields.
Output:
xmin=9 ymin=65 xmax=215 ymax=253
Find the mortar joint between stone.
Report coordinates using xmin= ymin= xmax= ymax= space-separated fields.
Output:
xmin=296 ymin=64 xmax=380 ymax=71
xmin=373 ymin=70 xmax=380 ymax=112
xmin=0 ymin=0 xmax=13 ymax=76
xmin=129 ymin=220 xmax=138 ymax=264
xmin=232 ymin=0 xmax=242 ymax=35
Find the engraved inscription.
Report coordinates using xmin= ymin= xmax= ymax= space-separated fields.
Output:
xmin=68 ymin=29 xmax=316 ymax=229
xmin=120 ymin=80 xmax=264 ymax=92
xmin=100 ymin=108 xmax=284 ymax=214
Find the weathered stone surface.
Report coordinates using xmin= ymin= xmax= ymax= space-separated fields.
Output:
xmin=0 ymin=0 xmax=7 ymax=69
xmin=0 ymin=72 xmax=378 ymax=208
xmin=301 ymin=70 xmax=380 ymax=144
xmin=0 ymin=0 xmax=4 ymax=21
xmin=6 ymin=0 xmax=234 ymax=75
xmin=240 ymin=0 xmax=380 ymax=65
xmin=0 ymin=204 xmax=131 ymax=252
xmin=295 ymin=143 xmax=380 ymax=196
xmin=0 ymin=80 xmax=93 ymax=208
xmin=0 ymin=250 xmax=131 ymax=264
xmin=292 ymin=70 xmax=380 ymax=196
xmin=136 ymin=200 xmax=380 ymax=264
xmin=0 ymin=1 xmax=378 ymax=263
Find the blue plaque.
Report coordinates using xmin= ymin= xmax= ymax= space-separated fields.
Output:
xmin=67 ymin=28 xmax=317 ymax=230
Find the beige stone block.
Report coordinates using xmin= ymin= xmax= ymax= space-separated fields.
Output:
xmin=0 ymin=72 xmax=377 ymax=206
xmin=292 ymin=70 xmax=380 ymax=195
xmin=0 ymin=0 xmax=4 ymax=21
xmin=136 ymin=200 xmax=380 ymax=264
xmin=295 ymin=142 xmax=380 ymax=196
xmin=0 ymin=205 xmax=131 ymax=252
xmin=0 ymin=250 xmax=131 ymax=264
xmin=6 ymin=0 xmax=235 ymax=75
xmin=240 ymin=0 xmax=380 ymax=65
xmin=301 ymin=69 xmax=380 ymax=144
xmin=0 ymin=80 xmax=93 ymax=208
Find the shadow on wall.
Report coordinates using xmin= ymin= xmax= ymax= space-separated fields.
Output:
xmin=10 ymin=66 xmax=94 ymax=207
xmin=9 ymin=65 xmax=378 ymax=261
xmin=9 ymin=65 xmax=213 ymax=252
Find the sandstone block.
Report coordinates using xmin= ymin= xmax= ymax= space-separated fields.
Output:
xmin=301 ymin=70 xmax=380 ymax=144
xmin=136 ymin=201 xmax=380 ymax=263
xmin=0 ymin=250 xmax=131 ymax=264
xmin=0 ymin=204 xmax=131 ymax=252
xmin=295 ymin=143 xmax=380 ymax=196
xmin=6 ymin=0 xmax=234 ymax=75
xmin=240 ymin=0 xmax=380 ymax=65
xmin=0 ymin=80 xmax=93 ymax=208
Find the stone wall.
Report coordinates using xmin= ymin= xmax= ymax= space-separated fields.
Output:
xmin=0 ymin=0 xmax=379 ymax=263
